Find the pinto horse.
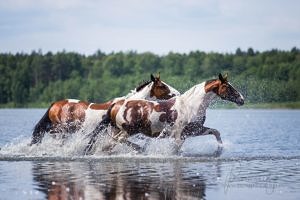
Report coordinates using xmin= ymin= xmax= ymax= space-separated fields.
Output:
xmin=84 ymin=73 xmax=244 ymax=155
xmin=30 ymin=74 xmax=180 ymax=145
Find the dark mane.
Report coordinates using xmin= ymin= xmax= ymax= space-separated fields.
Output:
xmin=205 ymin=79 xmax=217 ymax=85
xmin=136 ymin=80 xmax=152 ymax=92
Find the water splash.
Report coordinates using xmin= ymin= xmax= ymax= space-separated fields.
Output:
xmin=0 ymin=111 xmax=232 ymax=159
xmin=0 ymin=129 xmax=228 ymax=158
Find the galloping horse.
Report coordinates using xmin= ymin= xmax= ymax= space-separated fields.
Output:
xmin=84 ymin=74 xmax=244 ymax=154
xmin=30 ymin=74 xmax=180 ymax=145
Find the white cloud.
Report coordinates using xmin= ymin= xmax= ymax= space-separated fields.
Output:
xmin=0 ymin=0 xmax=299 ymax=54
xmin=0 ymin=0 xmax=86 ymax=10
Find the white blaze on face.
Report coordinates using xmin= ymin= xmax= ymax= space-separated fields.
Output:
xmin=67 ymin=99 xmax=80 ymax=103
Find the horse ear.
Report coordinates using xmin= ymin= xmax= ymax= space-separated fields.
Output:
xmin=156 ymin=72 xmax=160 ymax=80
xmin=224 ymin=73 xmax=228 ymax=81
xmin=218 ymin=73 xmax=224 ymax=82
xmin=151 ymin=74 xmax=155 ymax=82
xmin=219 ymin=73 xmax=228 ymax=83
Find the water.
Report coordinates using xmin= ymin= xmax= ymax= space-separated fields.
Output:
xmin=0 ymin=109 xmax=300 ymax=199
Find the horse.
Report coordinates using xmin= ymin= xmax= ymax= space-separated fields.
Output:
xmin=84 ymin=73 xmax=244 ymax=155
xmin=30 ymin=74 xmax=180 ymax=145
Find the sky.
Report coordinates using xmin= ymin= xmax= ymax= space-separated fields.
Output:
xmin=0 ymin=0 xmax=299 ymax=55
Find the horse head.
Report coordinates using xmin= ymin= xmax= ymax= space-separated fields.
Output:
xmin=150 ymin=73 xmax=180 ymax=100
xmin=205 ymin=73 xmax=244 ymax=106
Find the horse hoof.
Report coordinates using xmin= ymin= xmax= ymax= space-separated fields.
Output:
xmin=214 ymin=146 xmax=223 ymax=157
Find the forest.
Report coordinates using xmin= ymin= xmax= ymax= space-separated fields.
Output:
xmin=0 ymin=47 xmax=299 ymax=108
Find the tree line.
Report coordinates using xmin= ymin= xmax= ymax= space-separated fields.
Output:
xmin=0 ymin=47 xmax=299 ymax=107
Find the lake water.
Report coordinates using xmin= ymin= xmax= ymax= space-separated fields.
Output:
xmin=0 ymin=109 xmax=300 ymax=200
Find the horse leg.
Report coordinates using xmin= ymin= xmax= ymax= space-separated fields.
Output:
xmin=83 ymin=116 xmax=111 ymax=155
xmin=169 ymin=124 xmax=186 ymax=154
xmin=181 ymin=126 xmax=223 ymax=156
xmin=101 ymin=129 xmax=120 ymax=152
xmin=202 ymin=127 xmax=222 ymax=144
xmin=105 ymin=130 xmax=145 ymax=153
xmin=115 ymin=131 xmax=145 ymax=153
xmin=30 ymin=108 xmax=53 ymax=145
xmin=188 ymin=126 xmax=223 ymax=144
xmin=123 ymin=140 xmax=144 ymax=153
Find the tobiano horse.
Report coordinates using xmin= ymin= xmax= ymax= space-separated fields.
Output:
xmin=84 ymin=74 xmax=244 ymax=155
xmin=30 ymin=74 xmax=180 ymax=145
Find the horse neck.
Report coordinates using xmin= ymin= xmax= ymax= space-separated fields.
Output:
xmin=161 ymin=81 xmax=180 ymax=96
xmin=178 ymin=82 xmax=217 ymax=121
xmin=126 ymin=83 xmax=152 ymax=100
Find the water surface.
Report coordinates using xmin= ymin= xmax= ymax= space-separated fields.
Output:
xmin=0 ymin=109 xmax=299 ymax=199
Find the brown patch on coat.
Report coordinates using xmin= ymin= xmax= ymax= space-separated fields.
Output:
xmin=154 ymin=98 xmax=177 ymax=124
xmin=118 ymin=98 xmax=177 ymax=137
xmin=60 ymin=101 xmax=89 ymax=123
xmin=204 ymin=79 xmax=221 ymax=94
xmin=48 ymin=100 xmax=68 ymax=124
xmin=89 ymin=100 xmax=113 ymax=110
xmin=48 ymin=100 xmax=89 ymax=125
xmin=122 ymin=100 xmax=154 ymax=136
xmin=110 ymin=99 xmax=125 ymax=126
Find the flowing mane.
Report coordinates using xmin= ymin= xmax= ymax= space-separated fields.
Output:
xmin=135 ymin=80 xmax=152 ymax=92
xmin=124 ymin=80 xmax=152 ymax=98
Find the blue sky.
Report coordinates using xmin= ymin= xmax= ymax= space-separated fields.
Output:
xmin=0 ymin=0 xmax=299 ymax=55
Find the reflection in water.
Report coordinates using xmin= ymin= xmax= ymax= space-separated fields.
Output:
xmin=32 ymin=161 xmax=221 ymax=200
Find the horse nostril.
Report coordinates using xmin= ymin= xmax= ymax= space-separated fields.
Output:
xmin=238 ymin=98 xmax=244 ymax=106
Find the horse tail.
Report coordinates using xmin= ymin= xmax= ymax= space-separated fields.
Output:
xmin=83 ymin=103 xmax=115 ymax=155
xmin=30 ymin=104 xmax=53 ymax=145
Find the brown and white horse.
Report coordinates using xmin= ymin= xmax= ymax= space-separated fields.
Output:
xmin=84 ymin=74 xmax=244 ymax=155
xmin=30 ymin=74 xmax=180 ymax=145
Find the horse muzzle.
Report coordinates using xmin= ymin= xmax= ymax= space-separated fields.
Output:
xmin=236 ymin=97 xmax=244 ymax=106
